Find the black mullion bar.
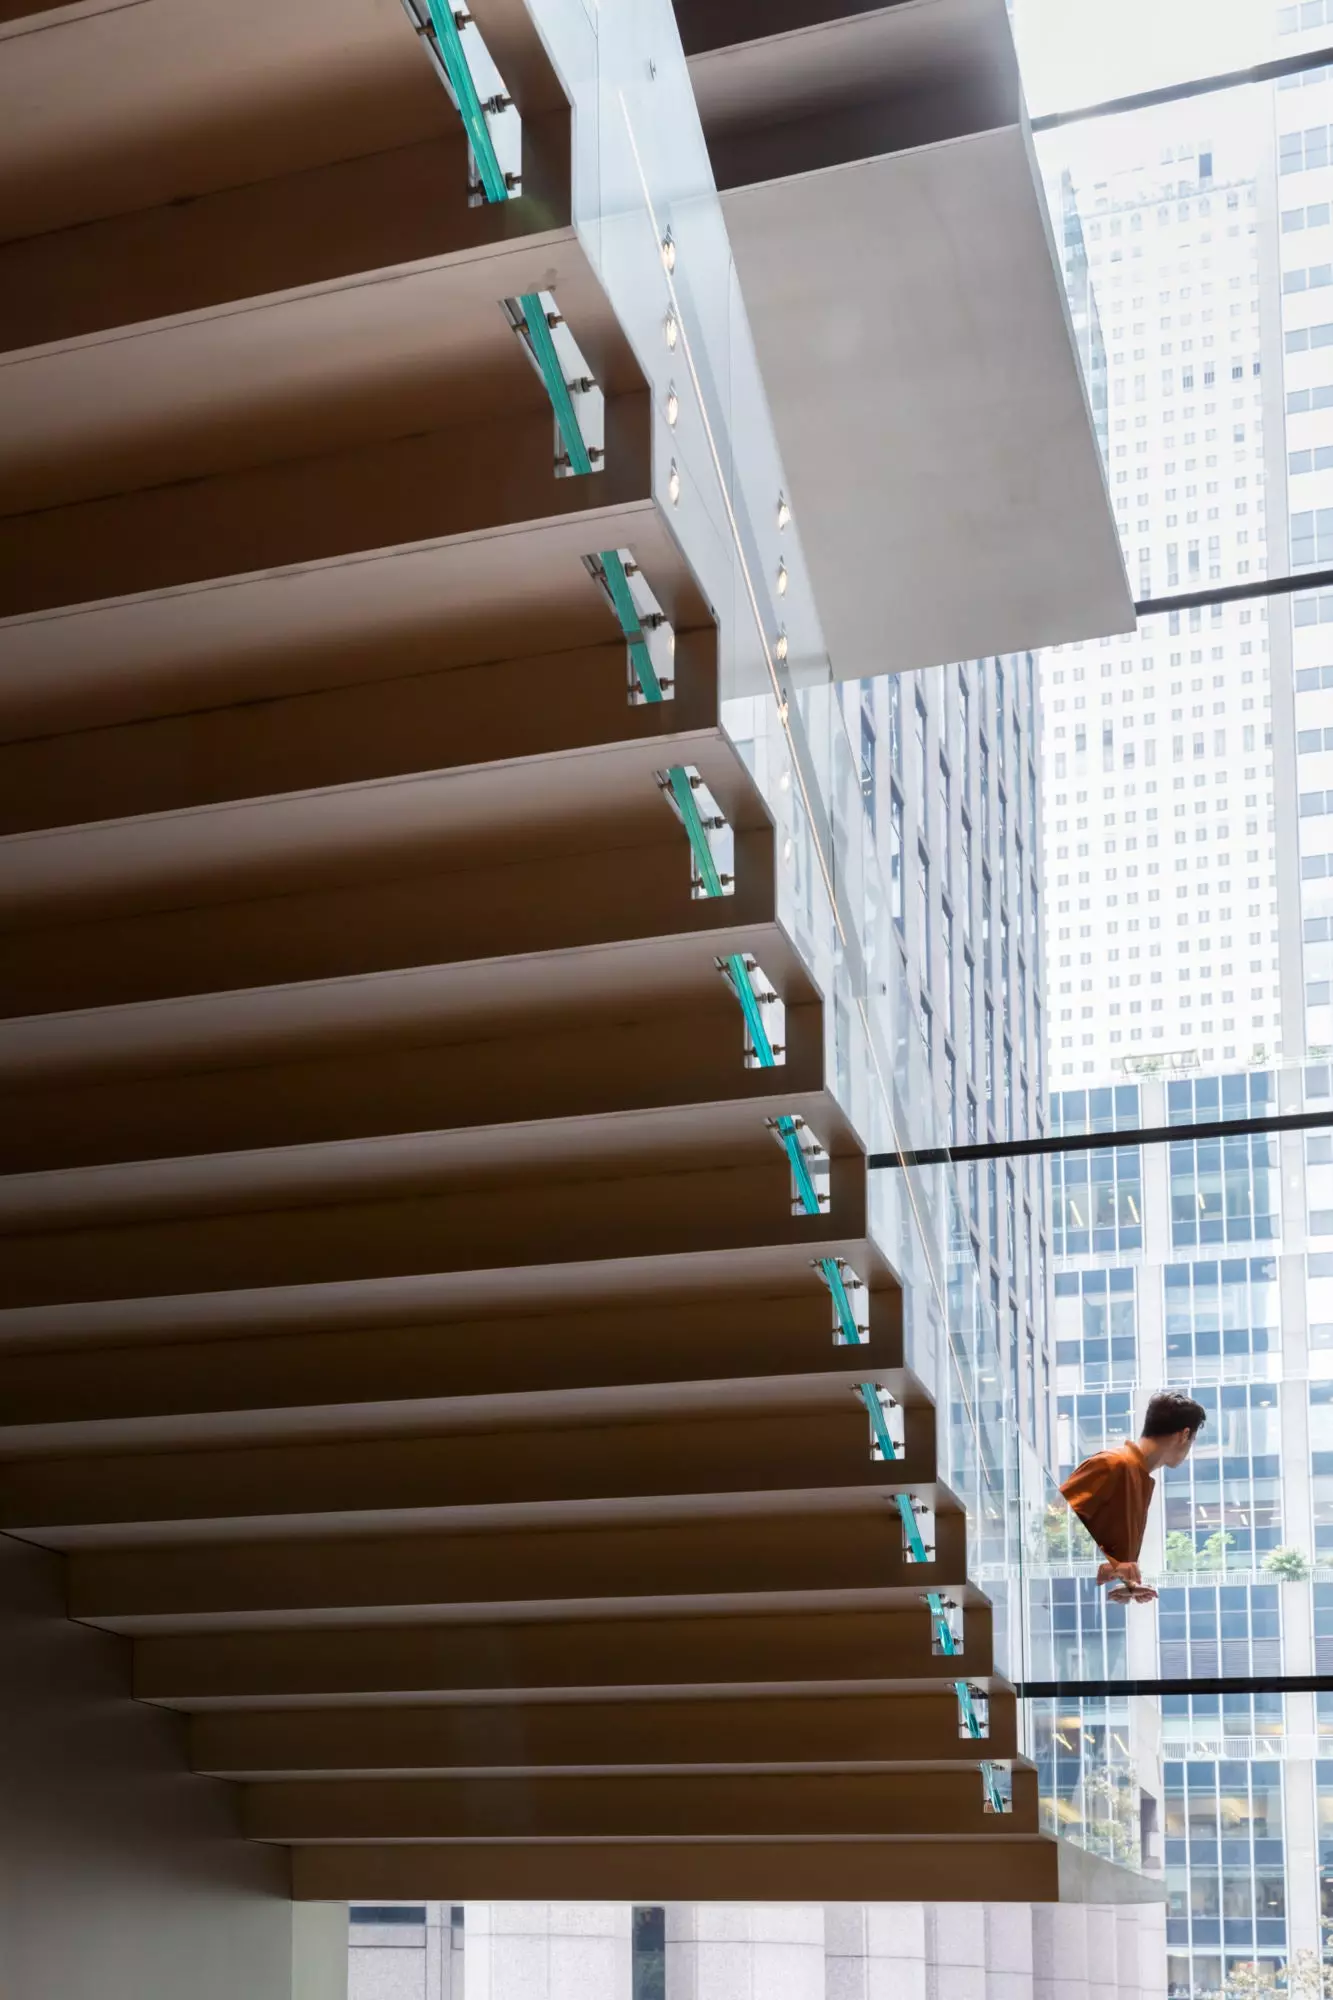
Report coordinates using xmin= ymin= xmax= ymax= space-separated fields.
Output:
xmin=1135 ymin=565 xmax=1333 ymax=618
xmin=1030 ymin=45 xmax=1333 ymax=133
xmin=1018 ymin=1675 xmax=1333 ymax=1697
xmin=869 ymin=1107 xmax=1333 ymax=1171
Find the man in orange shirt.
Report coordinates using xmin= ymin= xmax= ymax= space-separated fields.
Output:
xmin=1060 ymin=1390 xmax=1207 ymax=1603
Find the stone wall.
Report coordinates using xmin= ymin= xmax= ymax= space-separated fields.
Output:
xmin=349 ymin=1901 xmax=1167 ymax=2000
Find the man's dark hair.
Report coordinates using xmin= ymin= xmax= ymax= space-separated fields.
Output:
xmin=1142 ymin=1390 xmax=1207 ymax=1439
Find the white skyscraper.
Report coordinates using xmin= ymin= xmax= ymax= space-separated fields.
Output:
xmin=1040 ymin=127 xmax=1282 ymax=1087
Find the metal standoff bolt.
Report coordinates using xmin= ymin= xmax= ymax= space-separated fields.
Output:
xmin=504 ymin=172 xmax=521 ymax=190
xmin=484 ymin=93 xmax=513 ymax=113
xmin=770 ymin=1043 xmax=785 ymax=1055
xmin=570 ymin=376 xmax=596 ymax=394
xmin=453 ymin=9 xmax=472 ymax=24
xmin=546 ymin=311 xmax=566 ymax=329
xmin=718 ymin=873 xmax=734 ymax=886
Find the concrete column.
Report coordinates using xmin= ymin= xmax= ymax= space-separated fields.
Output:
xmin=464 ymin=1903 xmax=632 ymax=2000
xmin=666 ymin=1904 xmax=824 ymax=2000
xmin=1285 ymin=1757 xmax=1323 ymax=1961
xmin=1135 ymin=1904 xmax=1167 ymax=2000
xmin=984 ymin=1902 xmax=1035 ymax=2000
xmin=422 ymin=1904 xmax=459 ymax=2000
xmin=1113 ymin=1908 xmax=1142 ymax=2000
xmin=424 ymin=1904 xmax=444 ymax=2000
xmin=1033 ymin=1905 xmax=1089 ymax=2000
xmin=348 ymin=1914 xmax=427 ymax=2000
xmin=1085 ymin=1908 xmax=1119 ymax=2000
xmin=926 ymin=1903 xmax=988 ymax=2000
xmin=824 ymin=1903 xmax=927 ymax=2000
xmin=824 ymin=1905 xmax=873 ymax=2000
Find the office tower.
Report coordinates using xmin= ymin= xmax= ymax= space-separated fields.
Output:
xmin=1034 ymin=9 xmax=1333 ymax=2000
xmin=1039 ymin=136 xmax=1281 ymax=1089
xmin=849 ymin=655 xmax=1053 ymax=1460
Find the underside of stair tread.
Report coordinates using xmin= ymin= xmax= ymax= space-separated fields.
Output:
xmin=0 ymin=232 xmax=640 ymax=520
xmin=0 ymin=0 xmax=455 ymax=242
xmin=0 ymin=508 xmax=708 ymax=743
xmin=289 ymin=1838 xmax=1070 ymax=1904
xmin=186 ymin=1687 xmax=1020 ymax=1774
xmin=0 ymin=1282 xmax=908 ymax=1439
xmin=236 ymin=1764 xmax=1041 ymax=1842
xmin=0 ymin=0 xmax=1075 ymax=1900
xmin=124 ymin=1604 xmax=999 ymax=1705
xmin=0 ymin=928 xmax=821 ymax=1085
xmin=61 ymin=1511 xmax=978 ymax=1635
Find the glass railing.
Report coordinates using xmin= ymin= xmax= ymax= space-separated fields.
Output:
xmin=415 ymin=0 xmax=1127 ymax=1844
xmin=1006 ymin=1441 xmax=1154 ymax=1871
xmin=492 ymin=0 xmax=1015 ymax=1550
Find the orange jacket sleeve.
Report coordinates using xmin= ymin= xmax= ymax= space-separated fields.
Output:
xmin=1060 ymin=1451 xmax=1138 ymax=1565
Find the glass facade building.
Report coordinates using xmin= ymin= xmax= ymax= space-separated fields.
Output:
xmin=1028 ymin=6 xmax=1333 ymax=1995
xmin=850 ymin=656 xmax=1051 ymax=1453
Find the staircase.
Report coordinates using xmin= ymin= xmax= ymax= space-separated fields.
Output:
xmin=0 ymin=0 xmax=1075 ymax=1903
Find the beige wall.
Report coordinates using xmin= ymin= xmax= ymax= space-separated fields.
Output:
xmin=0 ymin=1534 xmax=308 ymax=2000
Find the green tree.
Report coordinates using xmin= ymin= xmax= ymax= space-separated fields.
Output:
xmin=1200 ymin=1528 xmax=1237 ymax=1573
xmin=1038 ymin=1501 xmax=1095 ymax=1567
xmin=1263 ymin=1546 xmax=1313 ymax=1583
xmin=1074 ymin=1762 xmax=1139 ymax=1868
xmin=1165 ymin=1530 xmax=1197 ymax=1573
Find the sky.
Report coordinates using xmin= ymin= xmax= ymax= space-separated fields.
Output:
xmin=1011 ymin=0 xmax=1280 ymax=118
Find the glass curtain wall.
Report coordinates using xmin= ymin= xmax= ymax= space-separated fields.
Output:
xmin=1016 ymin=3 xmax=1333 ymax=1993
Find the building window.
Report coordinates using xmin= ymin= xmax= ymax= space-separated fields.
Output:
xmin=1160 ymin=1385 xmax=1282 ymax=1565
xmin=1050 ymin=1089 xmax=1144 ymax=1255
xmin=1053 ymin=1268 xmax=1137 ymax=1387
xmin=1164 ymin=1259 xmax=1278 ymax=1382
xmin=1163 ymin=1759 xmax=1285 ymax=1961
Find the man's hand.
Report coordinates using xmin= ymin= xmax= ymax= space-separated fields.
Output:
xmin=1096 ymin=1558 xmax=1156 ymax=1603
xmin=1096 ymin=1559 xmax=1142 ymax=1588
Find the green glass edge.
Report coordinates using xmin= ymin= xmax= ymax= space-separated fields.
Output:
xmin=425 ymin=0 xmax=510 ymax=204
xmin=817 ymin=1256 xmax=862 ymax=1344
xmin=858 ymin=1381 xmax=899 ymax=1464
xmin=895 ymin=1489 xmax=929 ymax=1564
xmin=722 ymin=952 xmax=776 ymax=1067
xmin=519 ymin=292 xmax=593 ymax=475
xmin=668 ymin=766 xmax=724 ymax=899
xmin=598 ymin=549 xmax=662 ymax=702
xmin=926 ymin=1590 xmax=958 ymax=1659
xmin=776 ymin=1113 xmax=820 ymax=1213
